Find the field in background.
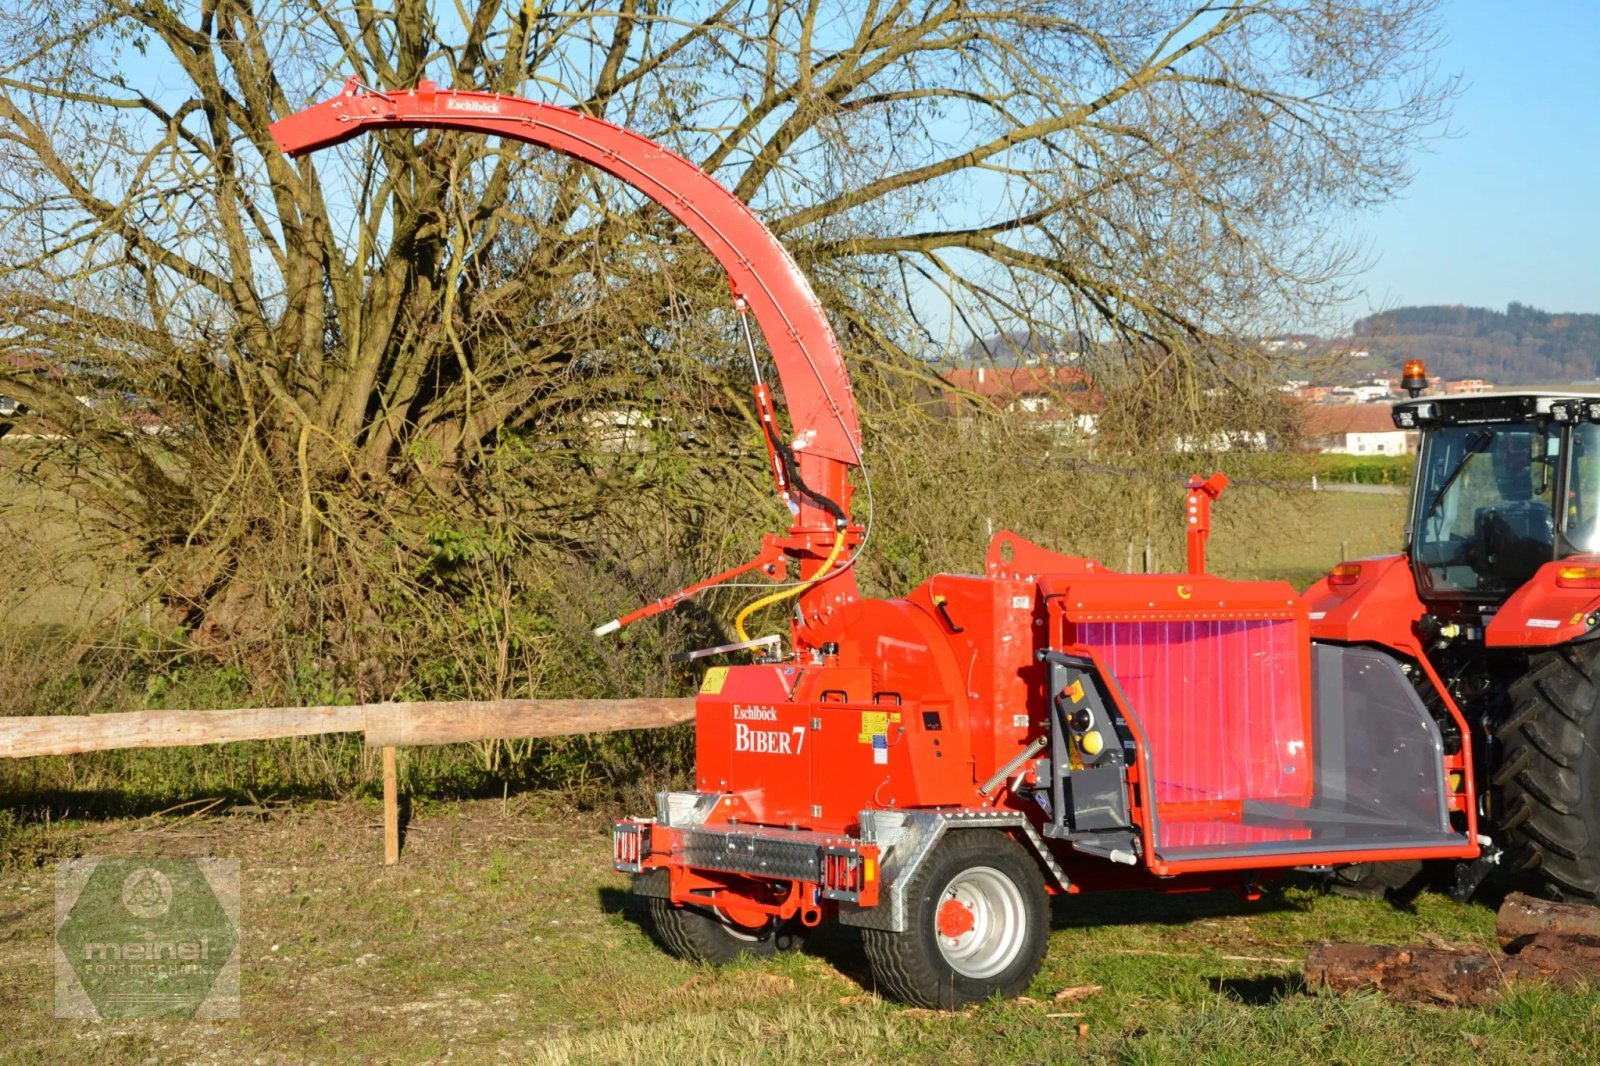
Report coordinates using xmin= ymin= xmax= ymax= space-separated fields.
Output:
xmin=0 ymin=474 xmax=138 ymax=629
xmin=1211 ymin=485 xmax=1404 ymax=589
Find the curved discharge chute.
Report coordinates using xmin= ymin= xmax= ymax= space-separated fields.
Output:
xmin=272 ymin=78 xmax=864 ymax=647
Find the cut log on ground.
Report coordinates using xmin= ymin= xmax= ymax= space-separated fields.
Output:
xmin=1304 ymin=942 xmax=1507 ymax=1007
xmin=1497 ymin=891 xmax=1600 ymax=948
xmin=1307 ymin=895 xmax=1600 ymax=1006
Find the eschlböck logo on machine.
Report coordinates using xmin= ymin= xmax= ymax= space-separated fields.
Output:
xmin=445 ymin=97 xmax=501 ymax=114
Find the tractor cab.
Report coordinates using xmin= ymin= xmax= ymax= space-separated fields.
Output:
xmin=1398 ymin=392 xmax=1600 ymax=611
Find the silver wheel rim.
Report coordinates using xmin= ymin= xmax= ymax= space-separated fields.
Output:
xmin=933 ymin=866 xmax=1028 ymax=979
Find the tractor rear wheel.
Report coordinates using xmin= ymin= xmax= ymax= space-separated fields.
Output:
xmin=1496 ymin=644 xmax=1600 ymax=901
xmin=862 ymin=829 xmax=1049 ymax=1008
xmin=647 ymin=899 xmax=803 ymax=964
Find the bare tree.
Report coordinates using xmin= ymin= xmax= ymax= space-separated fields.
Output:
xmin=0 ymin=1 xmax=1450 ymax=689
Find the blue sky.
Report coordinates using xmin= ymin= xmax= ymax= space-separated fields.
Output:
xmin=1344 ymin=0 xmax=1599 ymax=324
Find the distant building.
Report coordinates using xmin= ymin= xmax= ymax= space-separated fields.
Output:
xmin=1444 ymin=378 xmax=1493 ymax=395
xmin=1174 ymin=430 xmax=1272 ymax=453
xmin=1301 ymin=405 xmax=1414 ymax=456
xmin=1328 ymin=384 xmax=1394 ymax=404
xmin=944 ymin=366 xmax=1099 ymax=435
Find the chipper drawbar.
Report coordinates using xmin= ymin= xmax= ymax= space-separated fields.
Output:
xmin=276 ymin=82 xmax=1481 ymax=1008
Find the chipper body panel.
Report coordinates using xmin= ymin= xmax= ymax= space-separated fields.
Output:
xmin=617 ymin=547 xmax=1477 ymax=935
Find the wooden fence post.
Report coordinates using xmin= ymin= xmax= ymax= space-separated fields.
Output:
xmin=383 ymin=745 xmax=400 ymax=866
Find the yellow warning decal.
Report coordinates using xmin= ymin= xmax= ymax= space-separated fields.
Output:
xmin=1067 ymin=679 xmax=1085 ymax=704
xmin=889 ymin=712 xmax=902 ymax=724
xmin=858 ymin=710 xmax=889 ymax=743
xmin=700 ymin=666 xmax=730 ymax=695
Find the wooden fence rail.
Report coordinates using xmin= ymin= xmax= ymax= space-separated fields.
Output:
xmin=0 ymin=697 xmax=695 ymax=758
xmin=0 ymin=697 xmax=697 ymax=864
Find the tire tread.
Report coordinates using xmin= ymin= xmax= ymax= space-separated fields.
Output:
xmin=1498 ymin=645 xmax=1600 ymax=900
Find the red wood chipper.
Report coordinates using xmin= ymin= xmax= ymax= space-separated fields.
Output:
xmin=275 ymin=84 xmax=1486 ymax=1008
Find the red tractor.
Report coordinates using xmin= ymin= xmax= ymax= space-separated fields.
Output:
xmin=1306 ymin=381 xmax=1600 ymax=904
xmin=274 ymin=85 xmax=1581 ymax=1009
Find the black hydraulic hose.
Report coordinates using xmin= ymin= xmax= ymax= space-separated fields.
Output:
xmin=759 ymin=412 xmax=847 ymax=528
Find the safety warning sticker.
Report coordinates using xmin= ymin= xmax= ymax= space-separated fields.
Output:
xmin=857 ymin=710 xmax=889 ymax=744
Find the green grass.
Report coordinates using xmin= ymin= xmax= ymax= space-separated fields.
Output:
xmin=0 ymin=798 xmax=1593 ymax=1064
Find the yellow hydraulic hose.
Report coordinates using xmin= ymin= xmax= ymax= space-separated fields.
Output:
xmin=734 ymin=529 xmax=848 ymax=643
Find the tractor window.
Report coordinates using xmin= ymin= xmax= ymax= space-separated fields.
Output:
xmin=1412 ymin=424 xmax=1555 ymax=597
xmin=1562 ymin=424 xmax=1600 ymax=554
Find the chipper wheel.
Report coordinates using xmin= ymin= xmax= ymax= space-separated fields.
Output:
xmin=647 ymin=899 xmax=804 ymax=964
xmin=1496 ymin=645 xmax=1600 ymax=901
xmin=862 ymin=829 xmax=1049 ymax=1008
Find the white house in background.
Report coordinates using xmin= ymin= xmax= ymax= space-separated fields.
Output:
xmin=1328 ymin=384 xmax=1395 ymax=404
xmin=1302 ymin=404 xmax=1415 ymax=456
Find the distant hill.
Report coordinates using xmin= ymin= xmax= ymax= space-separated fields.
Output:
xmin=1348 ymin=304 xmax=1600 ymax=384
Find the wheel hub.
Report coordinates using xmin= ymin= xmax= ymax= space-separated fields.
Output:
xmin=937 ymin=898 xmax=976 ymax=939
xmin=933 ymin=865 xmax=1028 ymax=980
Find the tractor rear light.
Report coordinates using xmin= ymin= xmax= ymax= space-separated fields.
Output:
xmin=613 ymin=822 xmax=653 ymax=872
xmin=820 ymin=846 xmax=873 ymax=903
xmin=1556 ymin=565 xmax=1600 ymax=589
xmin=1327 ymin=562 xmax=1362 ymax=586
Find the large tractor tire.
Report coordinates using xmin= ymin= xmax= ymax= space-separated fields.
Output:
xmin=862 ymin=829 xmax=1049 ymax=1009
xmin=647 ymin=899 xmax=804 ymax=964
xmin=1496 ymin=644 xmax=1600 ymax=901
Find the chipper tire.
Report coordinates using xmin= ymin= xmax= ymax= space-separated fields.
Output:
xmin=1496 ymin=644 xmax=1600 ymax=902
xmin=862 ymin=829 xmax=1049 ymax=1009
xmin=647 ymin=899 xmax=803 ymax=964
